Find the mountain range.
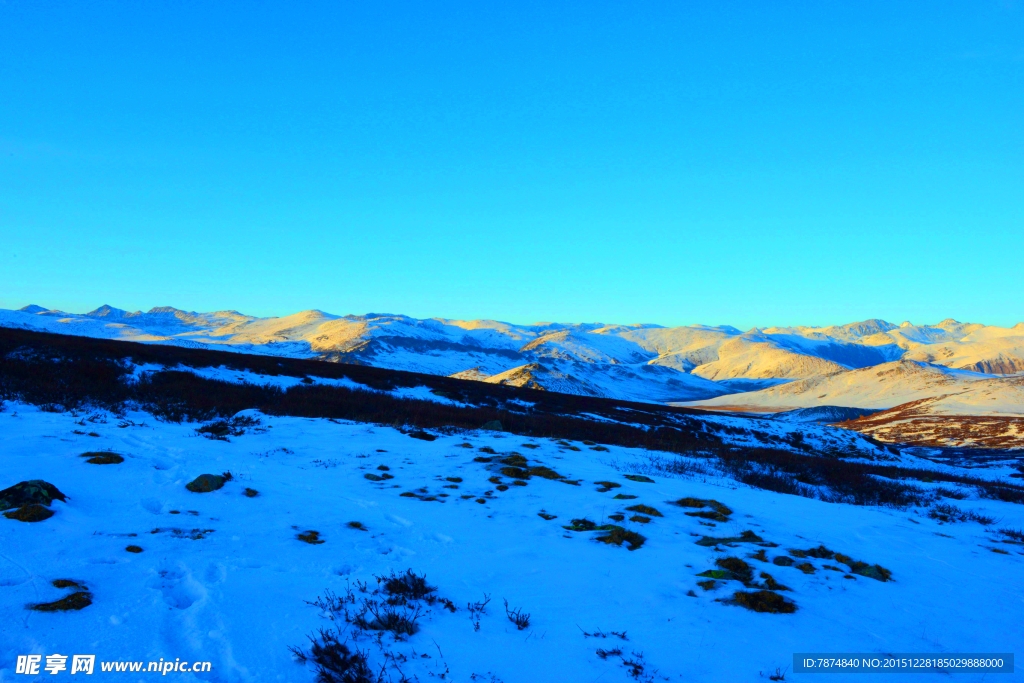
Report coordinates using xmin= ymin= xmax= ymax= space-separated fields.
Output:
xmin=3 ymin=305 xmax=1023 ymax=428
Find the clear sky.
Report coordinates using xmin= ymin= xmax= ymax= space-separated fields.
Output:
xmin=1 ymin=1 xmax=1021 ymax=329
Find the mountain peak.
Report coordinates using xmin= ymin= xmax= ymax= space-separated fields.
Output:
xmin=86 ymin=304 xmax=128 ymax=318
xmin=18 ymin=304 xmax=49 ymax=314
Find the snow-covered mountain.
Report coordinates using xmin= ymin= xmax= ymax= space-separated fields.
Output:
xmin=3 ymin=305 xmax=1023 ymax=411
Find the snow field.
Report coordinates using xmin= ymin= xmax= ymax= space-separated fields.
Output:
xmin=0 ymin=405 xmax=1022 ymax=682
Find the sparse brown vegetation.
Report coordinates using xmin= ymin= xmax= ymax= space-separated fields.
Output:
xmin=30 ymin=591 xmax=93 ymax=612
xmin=714 ymin=556 xmax=754 ymax=584
xmin=595 ymin=527 xmax=646 ymax=551
xmin=759 ymin=572 xmax=790 ymax=591
xmin=929 ymin=503 xmax=995 ymax=525
xmin=625 ymin=504 xmax=662 ymax=517
xmin=3 ymin=504 xmax=54 ymax=522
xmin=669 ymin=497 xmax=732 ymax=518
xmin=695 ymin=530 xmax=763 ymax=547
xmin=730 ymin=590 xmax=796 ymax=614
xmin=81 ymin=451 xmax=124 ymax=464
xmin=298 ymin=530 xmax=324 ymax=545
xmin=833 ymin=553 xmax=891 ymax=582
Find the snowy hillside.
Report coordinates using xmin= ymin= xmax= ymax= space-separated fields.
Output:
xmin=683 ymin=361 xmax=1024 ymax=449
xmin=2 ymin=400 xmax=1022 ymax=681
xmin=685 ymin=361 xmax=1024 ymax=416
xmin=467 ymin=362 xmax=730 ymax=403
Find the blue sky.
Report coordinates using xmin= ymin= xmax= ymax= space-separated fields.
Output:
xmin=2 ymin=1 xmax=1021 ymax=328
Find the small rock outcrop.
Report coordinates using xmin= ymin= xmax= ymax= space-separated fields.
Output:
xmin=185 ymin=474 xmax=226 ymax=493
xmin=0 ymin=480 xmax=67 ymax=512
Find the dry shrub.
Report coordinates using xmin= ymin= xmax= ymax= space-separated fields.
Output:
xmin=730 ymin=590 xmax=796 ymax=614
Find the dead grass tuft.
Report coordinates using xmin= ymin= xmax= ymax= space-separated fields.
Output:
xmin=730 ymin=590 xmax=796 ymax=614
xmin=695 ymin=530 xmax=763 ymax=547
xmin=379 ymin=569 xmax=436 ymax=600
xmin=595 ymin=528 xmax=646 ymax=551
xmin=81 ymin=451 xmax=124 ymax=465
xmin=834 ymin=553 xmax=891 ymax=582
xmin=625 ymin=504 xmax=662 ymax=517
xmin=3 ymin=504 xmax=54 ymax=522
xmin=298 ymin=530 xmax=324 ymax=545
xmin=500 ymin=466 xmax=529 ymax=479
xmin=528 ymin=466 xmax=564 ymax=480
xmin=715 ymin=556 xmax=754 ymax=584
xmin=29 ymin=591 xmax=93 ymax=612
xmin=759 ymin=572 xmax=790 ymax=591
xmin=669 ymin=497 xmax=732 ymax=521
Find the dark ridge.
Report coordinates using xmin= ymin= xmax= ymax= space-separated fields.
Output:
xmin=0 ymin=327 xmax=722 ymax=451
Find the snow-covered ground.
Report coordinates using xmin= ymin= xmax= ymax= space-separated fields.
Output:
xmin=2 ymin=403 xmax=1021 ymax=682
